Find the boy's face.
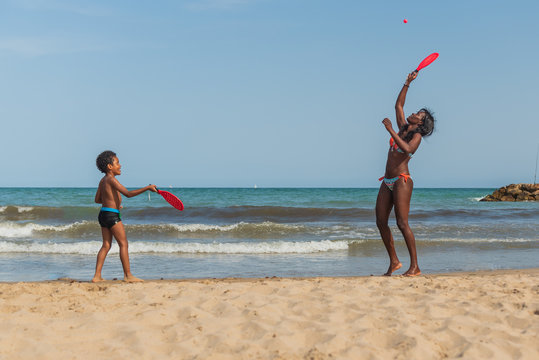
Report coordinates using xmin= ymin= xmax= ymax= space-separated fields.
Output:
xmin=107 ymin=156 xmax=121 ymax=176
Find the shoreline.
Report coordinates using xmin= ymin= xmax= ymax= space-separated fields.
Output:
xmin=2 ymin=268 xmax=538 ymax=359
xmin=2 ymin=267 xmax=539 ymax=285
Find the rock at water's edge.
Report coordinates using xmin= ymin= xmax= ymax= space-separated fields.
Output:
xmin=480 ymin=183 xmax=539 ymax=202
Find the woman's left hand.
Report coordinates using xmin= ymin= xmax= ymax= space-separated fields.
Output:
xmin=382 ymin=118 xmax=393 ymax=132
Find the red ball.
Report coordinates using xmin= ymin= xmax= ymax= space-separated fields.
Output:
xmin=403 ymin=19 xmax=408 ymax=23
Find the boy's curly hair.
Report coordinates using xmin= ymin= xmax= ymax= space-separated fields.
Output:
xmin=96 ymin=150 xmax=117 ymax=173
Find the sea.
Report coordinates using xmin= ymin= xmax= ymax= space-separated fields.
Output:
xmin=0 ymin=187 xmax=537 ymax=282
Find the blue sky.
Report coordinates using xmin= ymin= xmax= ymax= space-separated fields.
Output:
xmin=1 ymin=0 xmax=538 ymax=187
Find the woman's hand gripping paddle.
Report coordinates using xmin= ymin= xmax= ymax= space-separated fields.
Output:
xmin=157 ymin=188 xmax=184 ymax=211
xmin=412 ymin=52 xmax=439 ymax=74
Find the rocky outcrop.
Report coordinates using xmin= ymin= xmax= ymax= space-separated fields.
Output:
xmin=480 ymin=183 xmax=539 ymax=202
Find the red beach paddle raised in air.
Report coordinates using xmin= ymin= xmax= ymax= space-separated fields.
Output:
xmin=413 ymin=52 xmax=439 ymax=73
xmin=156 ymin=187 xmax=184 ymax=211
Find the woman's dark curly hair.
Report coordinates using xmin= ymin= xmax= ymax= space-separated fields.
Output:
xmin=96 ymin=150 xmax=117 ymax=173
xmin=400 ymin=108 xmax=435 ymax=142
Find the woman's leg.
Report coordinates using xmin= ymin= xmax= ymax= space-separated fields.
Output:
xmin=393 ymin=178 xmax=421 ymax=276
xmin=376 ymin=183 xmax=402 ymax=275
xmin=92 ymin=227 xmax=112 ymax=282
xmin=111 ymin=222 xmax=143 ymax=282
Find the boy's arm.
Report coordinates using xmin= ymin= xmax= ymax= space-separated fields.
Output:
xmin=95 ymin=186 xmax=102 ymax=204
xmin=111 ymin=178 xmax=157 ymax=198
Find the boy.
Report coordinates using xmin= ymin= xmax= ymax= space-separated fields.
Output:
xmin=92 ymin=150 xmax=157 ymax=283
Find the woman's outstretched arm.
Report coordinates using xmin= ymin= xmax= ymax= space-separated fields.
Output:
xmin=395 ymin=72 xmax=418 ymax=129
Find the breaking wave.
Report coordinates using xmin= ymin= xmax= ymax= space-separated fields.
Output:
xmin=0 ymin=239 xmax=351 ymax=255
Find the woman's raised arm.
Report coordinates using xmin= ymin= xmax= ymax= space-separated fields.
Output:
xmin=395 ymin=72 xmax=417 ymax=129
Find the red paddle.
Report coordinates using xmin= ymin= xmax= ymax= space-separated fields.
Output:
xmin=413 ymin=52 xmax=439 ymax=73
xmin=156 ymin=188 xmax=184 ymax=211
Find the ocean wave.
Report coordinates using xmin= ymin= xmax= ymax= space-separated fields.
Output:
xmin=411 ymin=208 xmax=539 ymax=220
xmin=0 ymin=204 xmax=374 ymax=222
xmin=130 ymin=205 xmax=373 ymax=222
xmin=1 ymin=219 xmax=536 ymax=242
xmin=0 ymin=221 xmax=351 ymax=239
xmin=0 ymin=221 xmax=94 ymax=238
xmin=0 ymin=205 xmax=77 ymax=221
xmin=0 ymin=237 xmax=536 ymax=256
xmin=125 ymin=222 xmax=322 ymax=239
xmin=0 ymin=239 xmax=351 ymax=255
xmin=2 ymin=203 xmax=537 ymax=225
xmin=345 ymin=237 xmax=538 ymax=253
xmin=426 ymin=238 xmax=538 ymax=244
xmin=0 ymin=206 xmax=34 ymax=213
xmin=167 ymin=222 xmax=306 ymax=234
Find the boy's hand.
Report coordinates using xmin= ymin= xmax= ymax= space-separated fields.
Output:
xmin=148 ymin=184 xmax=158 ymax=192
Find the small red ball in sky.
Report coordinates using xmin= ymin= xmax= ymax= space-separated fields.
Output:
xmin=403 ymin=19 xmax=408 ymax=23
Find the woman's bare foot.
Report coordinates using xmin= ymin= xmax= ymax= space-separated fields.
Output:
xmin=124 ymin=275 xmax=144 ymax=282
xmin=403 ymin=266 xmax=421 ymax=277
xmin=91 ymin=277 xmax=105 ymax=283
xmin=383 ymin=262 xmax=402 ymax=276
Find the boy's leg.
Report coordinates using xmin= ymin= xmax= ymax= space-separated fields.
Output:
xmin=92 ymin=227 xmax=113 ymax=282
xmin=111 ymin=221 xmax=143 ymax=282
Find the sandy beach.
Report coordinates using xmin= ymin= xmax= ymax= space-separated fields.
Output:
xmin=1 ymin=269 xmax=538 ymax=360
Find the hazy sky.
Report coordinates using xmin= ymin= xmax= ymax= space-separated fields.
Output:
xmin=1 ymin=0 xmax=538 ymax=187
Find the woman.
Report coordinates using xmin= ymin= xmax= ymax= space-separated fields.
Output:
xmin=376 ymin=72 xmax=435 ymax=276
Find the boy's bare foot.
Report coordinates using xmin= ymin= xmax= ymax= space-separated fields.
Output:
xmin=383 ymin=262 xmax=402 ymax=276
xmin=124 ymin=275 xmax=144 ymax=282
xmin=91 ymin=277 xmax=105 ymax=283
xmin=403 ymin=267 xmax=421 ymax=277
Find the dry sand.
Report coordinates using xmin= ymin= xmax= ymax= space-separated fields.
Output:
xmin=1 ymin=269 xmax=538 ymax=359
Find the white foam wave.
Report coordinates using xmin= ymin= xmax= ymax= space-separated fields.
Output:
xmin=0 ymin=221 xmax=309 ymax=238
xmin=170 ymin=223 xmax=237 ymax=232
xmin=0 ymin=239 xmax=351 ymax=255
xmin=0 ymin=222 xmax=89 ymax=238
xmin=0 ymin=237 xmax=535 ymax=255
xmin=167 ymin=222 xmax=305 ymax=233
xmin=150 ymin=240 xmax=351 ymax=254
xmin=0 ymin=240 xmax=102 ymax=254
xmin=0 ymin=206 xmax=34 ymax=213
